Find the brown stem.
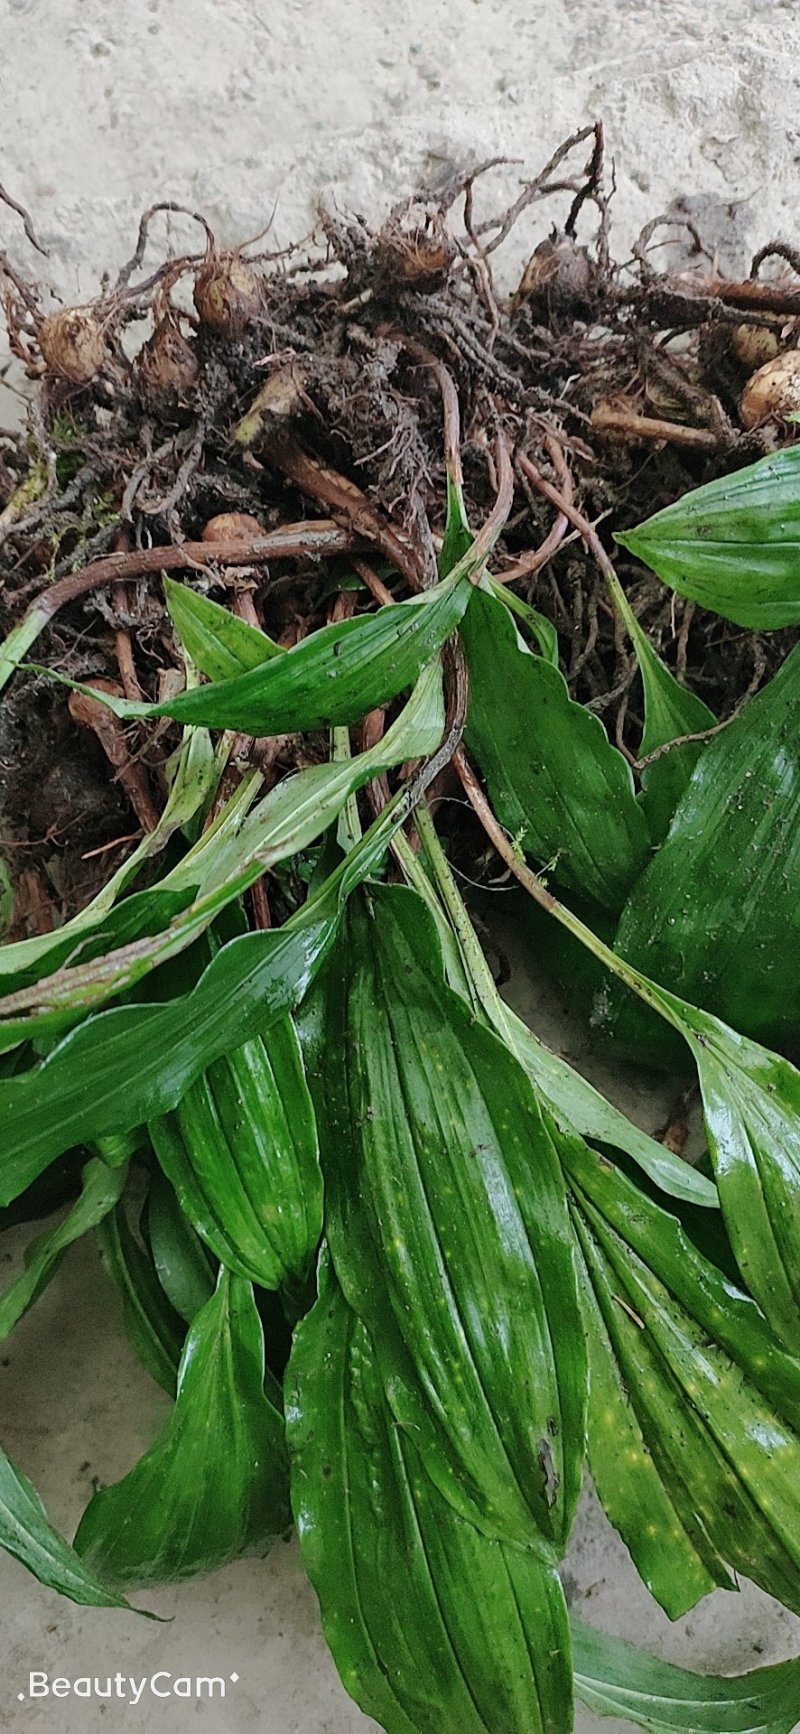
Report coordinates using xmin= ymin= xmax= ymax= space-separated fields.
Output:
xmin=68 ymin=682 xmax=159 ymax=832
xmin=684 ymin=273 xmax=800 ymax=315
xmin=591 ymin=406 xmax=719 ymax=451
xmin=454 ymin=746 xmax=557 ymax=912
xmin=498 ymin=437 xmax=573 ymax=585
xmin=352 ymin=557 xmax=395 ymax=608
xmin=0 ymin=182 xmax=48 ymax=256
xmin=19 ymin=520 xmax=359 ymax=629
xmin=264 ymin=436 xmax=425 ymax=593
xmin=497 ymin=513 xmax=569 ymax=584
xmin=473 ymin=431 xmax=515 ymax=564
xmin=11 ymin=870 xmax=54 ymax=940
xmin=231 ymin=586 xmax=263 ymax=631
xmin=615 ymin=272 xmax=800 ymax=325
xmin=330 ymin=590 xmax=358 ymax=626
xmin=249 ymin=877 xmax=272 ymax=930
xmin=517 ymin=449 xmax=617 ymax=587
xmin=399 ymin=339 xmax=464 ymax=488
xmin=634 ymin=720 xmax=731 ymax=768
xmin=359 ymin=705 xmax=391 ymax=820
xmin=114 ymin=626 xmax=145 ymax=703
xmin=111 ymin=572 xmax=147 ymax=705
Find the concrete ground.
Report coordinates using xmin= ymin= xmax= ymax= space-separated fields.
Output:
xmin=3 ymin=0 xmax=800 ymax=1728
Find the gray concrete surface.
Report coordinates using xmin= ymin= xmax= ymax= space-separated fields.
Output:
xmin=3 ymin=0 xmax=800 ymax=1728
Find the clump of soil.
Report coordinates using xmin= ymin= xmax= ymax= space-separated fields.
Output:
xmin=2 ymin=123 xmax=799 ymax=937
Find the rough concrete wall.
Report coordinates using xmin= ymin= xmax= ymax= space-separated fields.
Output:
xmin=2 ymin=3 xmax=800 ymax=1730
xmin=2 ymin=0 xmax=800 ymax=321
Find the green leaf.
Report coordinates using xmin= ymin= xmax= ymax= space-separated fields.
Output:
xmin=566 ymin=1138 xmax=800 ymax=1619
xmin=0 ymin=717 xmax=217 ymax=997
xmin=98 ymin=1202 xmax=185 ymax=1395
xmin=74 ymin=1268 xmax=290 ymax=1586
xmin=143 ymin=1169 xmax=216 ymax=1323
xmin=0 ymin=661 xmax=445 ymax=1052
xmin=164 ymin=575 xmax=283 ymax=677
xmin=408 ymin=801 xmax=717 ymax=1209
xmin=606 ymin=568 xmax=716 ymax=843
xmin=301 ymin=882 xmax=587 ymax=1551
xmin=602 ymin=643 xmax=800 ymax=1056
xmin=41 ymin=565 xmax=470 ymax=735
xmin=288 ymin=1254 xmax=573 ymax=1734
xmin=439 ymin=472 xmax=474 ymax=576
xmin=488 ymin=578 xmax=560 ymax=665
xmin=331 ymin=724 xmax=363 ymax=852
xmin=509 ymin=829 xmax=800 ymax=1360
xmin=575 ymin=680 xmax=800 ymax=1356
xmin=0 ymin=885 xmax=194 ymax=1007
xmin=440 ymin=474 xmax=559 ymax=665
xmin=0 ymin=1156 xmax=128 ymax=1340
xmin=576 ymin=1232 xmax=719 ymax=1620
xmin=461 ymin=583 xmax=650 ymax=913
xmin=0 ymin=922 xmax=332 ymax=1205
xmin=0 ymin=786 xmax=421 ymax=1198
xmin=150 ymin=1013 xmax=322 ymax=1291
xmin=670 ymin=1007 xmax=800 ymax=1359
xmin=572 ymin=1618 xmax=800 ymax=1734
xmin=0 ymin=1443 xmax=134 ymax=1611
xmin=617 ymin=444 xmax=800 ymax=628
xmin=499 ymin=1002 xmax=717 ymax=1207
xmin=634 ymin=648 xmax=716 ymax=846
xmin=191 ymin=655 xmax=445 ymax=897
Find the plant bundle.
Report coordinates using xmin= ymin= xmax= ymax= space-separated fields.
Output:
xmin=2 ymin=128 xmax=800 ymax=1732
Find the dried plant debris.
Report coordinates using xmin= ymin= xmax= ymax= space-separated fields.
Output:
xmin=2 ymin=123 xmax=800 ymax=930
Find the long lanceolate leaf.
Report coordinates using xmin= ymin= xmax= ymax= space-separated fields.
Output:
xmin=0 ymin=920 xmax=334 ymax=1205
xmin=604 ymin=962 xmax=800 ymax=1360
xmin=618 ymin=444 xmax=800 ymax=628
xmin=565 ymin=1139 xmax=800 ymax=1619
xmin=288 ymin=1256 xmax=573 ymax=1734
xmin=505 ymin=852 xmax=800 ymax=1360
xmin=150 ymin=1012 xmax=322 ymax=1290
xmin=0 ymin=717 xmax=217 ymax=995
xmin=0 ymin=658 xmax=445 ymax=1050
xmin=571 ymin=1620 xmax=800 ymax=1734
xmin=0 ymin=786 xmax=424 ymax=1203
xmin=673 ymin=1008 xmax=800 ymax=1359
xmin=302 ymin=882 xmax=587 ymax=1552
xmin=194 ymin=654 xmax=445 ymax=896
xmin=602 ymin=642 xmax=800 ymax=1056
xmin=74 ymin=1269 xmax=290 ymax=1586
xmin=143 ymin=1169 xmax=216 ymax=1324
xmin=164 ymin=575 xmax=284 ymax=675
xmin=98 ymin=1202 xmax=186 ymax=1395
xmin=43 ymin=565 xmax=470 ymax=734
xmin=503 ymin=1005 xmax=717 ymax=1207
xmin=0 ymin=1156 xmax=127 ymax=1340
xmin=602 ymin=565 xmax=716 ymax=844
xmin=462 ymin=583 xmax=649 ymax=913
xmin=406 ymin=801 xmax=716 ymax=1208
xmin=0 ymin=1444 xmax=134 ymax=1611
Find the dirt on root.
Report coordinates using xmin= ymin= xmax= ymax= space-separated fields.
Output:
xmin=1 ymin=123 xmax=799 ymax=936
